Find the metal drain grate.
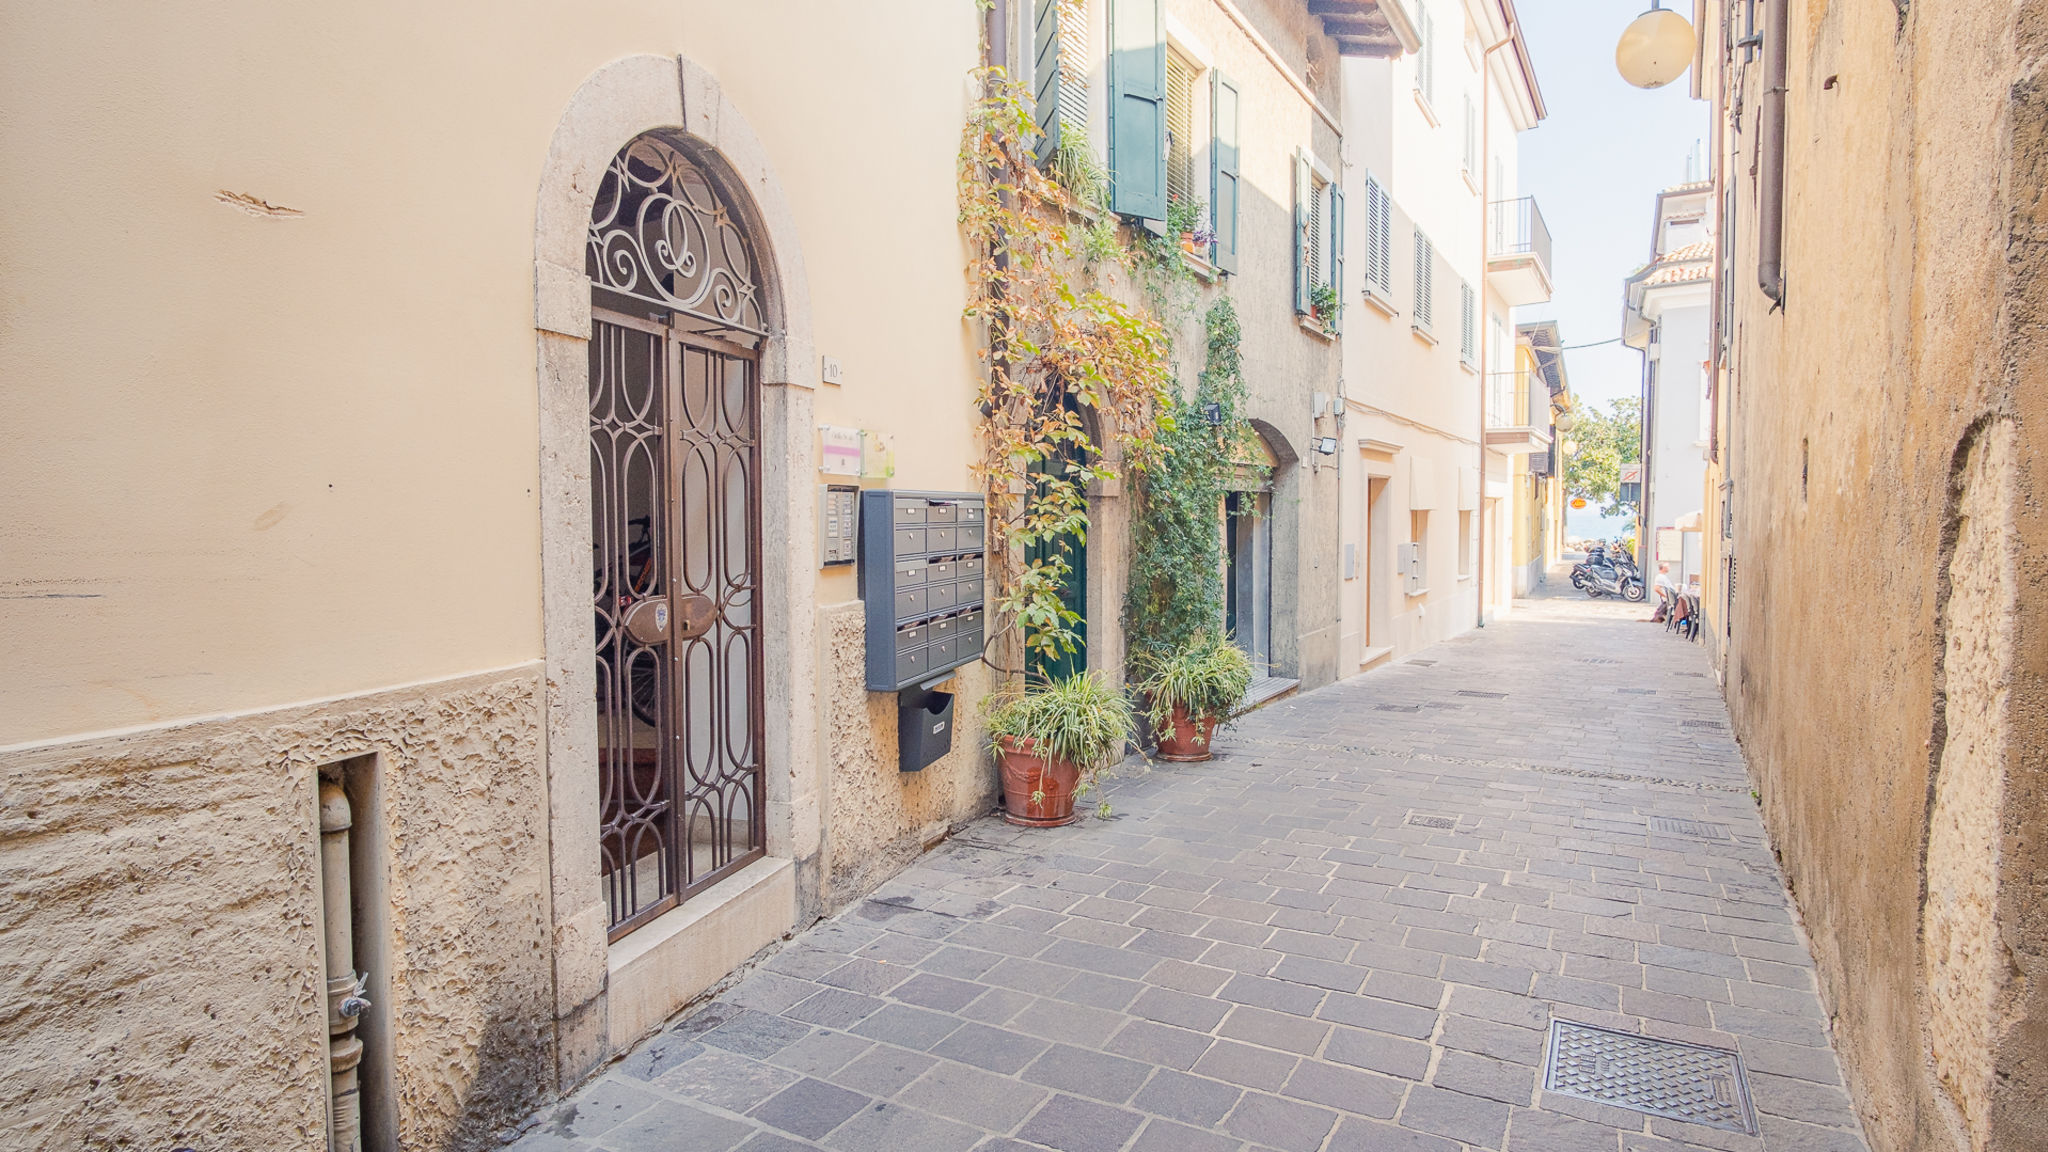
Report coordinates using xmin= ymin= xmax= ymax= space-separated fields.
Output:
xmin=1581 ymin=657 xmax=1622 ymax=665
xmin=1375 ymin=703 xmax=1422 ymax=713
xmin=1682 ymin=719 xmax=1724 ymax=728
xmin=1406 ymin=813 xmax=1456 ymax=830
xmin=1456 ymin=689 xmax=1509 ymax=699
xmin=1406 ymin=659 xmax=1438 ymax=666
xmin=1544 ymin=1021 xmax=1756 ymax=1134
xmin=1618 ymin=688 xmax=1658 ymax=695
xmin=1650 ymin=817 xmax=1731 ymax=839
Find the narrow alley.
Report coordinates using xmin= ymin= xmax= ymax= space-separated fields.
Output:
xmin=509 ymin=587 xmax=1866 ymax=1152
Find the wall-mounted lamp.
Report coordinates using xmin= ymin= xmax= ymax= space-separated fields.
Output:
xmin=1561 ymin=438 xmax=1580 ymax=457
xmin=1615 ymin=1 xmax=1696 ymax=89
xmin=1314 ymin=437 xmax=1339 ymax=456
xmin=1202 ymin=402 xmax=1224 ymax=426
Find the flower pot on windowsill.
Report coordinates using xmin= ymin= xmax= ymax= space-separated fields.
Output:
xmin=1153 ymin=703 xmax=1220 ymax=762
xmin=996 ymin=735 xmax=1081 ymax=826
xmin=1180 ymin=232 xmax=1199 ymax=255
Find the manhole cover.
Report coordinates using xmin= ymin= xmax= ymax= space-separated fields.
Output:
xmin=1375 ymin=703 xmax=1422 ymax=713
xmin=1544 ymin=1021 xmax=1756 ymax=1134
xmin=1650 ymin=817 xmax=1731 ymax=839
xmin=1406 ymin=813 xmax=1456 ymax=830
xmin=1456 ymin=689 xmax=1508 ymax=699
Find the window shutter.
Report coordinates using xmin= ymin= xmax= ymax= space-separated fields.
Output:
xmin=1459 ymin=282 xmax=1476 ymax=363
xmin=1413 ymin=230 xmax=1433 ymax=331
xmin=1364 ymin=175 xmax=1391 ymax=295
xmin=1108 ymin=0 xmax=1167 ymax=220
xmin=1418 ymin=12 xmax=1435 ymax=107
xmin=1329 ymin=183 xmax=1345 ymax=333
xmin=1463 ymin=94 xmax=1476 ymax=174
xmin=1294 ymin=153 xmax=1312 ymax=315
xmin=1211 ymin=71 xmax=1241 ymax=273
xmin=1033 ymin=0 xmax=1090 ymax=166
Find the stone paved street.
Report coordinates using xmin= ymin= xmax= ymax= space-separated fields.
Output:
xmin=508 ymin=585 xmax=1871 ymax=1152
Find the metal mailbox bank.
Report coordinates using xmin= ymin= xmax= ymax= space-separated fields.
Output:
xmin=858 ymin=490 xmax=988 ymax=770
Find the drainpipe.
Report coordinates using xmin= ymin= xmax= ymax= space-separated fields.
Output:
xmin=1476 ymin=13 xmax=1517 ymax=629
xmin=1756 ymin=0 xmax=1787 ymax=305
xmin=321 ymin=780 xmax=370 ymax=1152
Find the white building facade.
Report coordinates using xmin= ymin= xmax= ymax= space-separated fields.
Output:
xmin=1335 ymin=0 xmax=1545 ymax=671
xmin=1623 ymin=181 xmax=1715 ymax=584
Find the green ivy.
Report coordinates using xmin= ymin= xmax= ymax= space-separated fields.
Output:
xmin=1123 ymin=297 xmax=1265 ymax=660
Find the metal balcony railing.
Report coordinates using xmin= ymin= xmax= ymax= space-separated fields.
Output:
xmin=1488 ymin=196 xmax=1552 ymax=273
xmin=1483 ymin=370 xmax=1545 ymax=429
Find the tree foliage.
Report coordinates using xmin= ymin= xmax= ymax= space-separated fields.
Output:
xmin=1563 ymin=397 xmax=1642 ymax=518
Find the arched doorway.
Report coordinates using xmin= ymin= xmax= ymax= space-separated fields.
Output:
xmin=587 ymin=133 xmax=766 ymax=939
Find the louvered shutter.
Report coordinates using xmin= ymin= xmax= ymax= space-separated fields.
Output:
xmin=1293 ymin=153 xmax=1312 ymax=315
xmin=1108 ymin=0 xmax=1167 ymax=220
xmin=1364 ymin=176 xmax=1390 ymax=296
xmin=1033 ymin=0 xmax=1063 ymax=164
xmin=1329 ymin=183 xmax=1345 ymax=333
xmin=1416 ymin=11 xmax=1435 ymax=106
xmin=1211 ymin=71 xmax=1241 ymax=273
xmin=1413 ymin=231 xmax=1433 ymax=331
xmin=1459 ymin=282 xmax=1476 ymax=363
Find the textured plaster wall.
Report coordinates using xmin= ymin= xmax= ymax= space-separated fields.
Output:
xmin=817 ymin=603 xmax=997 ymax=910
xmin=1715 ymin=1 xmax=2048 ymax=1149
xmin=0 ymin=668 xmax=553 ymax=1152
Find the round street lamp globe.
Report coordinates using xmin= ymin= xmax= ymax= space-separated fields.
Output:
xmin=1562 ymin=438 xmax=1579 ymax=456
xmin=1615 ymin=7 xmax=1696 ymax=89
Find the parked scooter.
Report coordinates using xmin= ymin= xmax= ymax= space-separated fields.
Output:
xmin=1570 ymin=541 xmax=1646 ymax=601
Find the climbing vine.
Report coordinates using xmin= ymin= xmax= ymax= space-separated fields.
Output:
xmin=1124 ymin=297 xmax=1266 ymax=660
xmin=959 ymin=67 xmax=1173 ymax=666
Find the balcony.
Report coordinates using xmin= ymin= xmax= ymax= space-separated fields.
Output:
xmin=1487 ymin=197 xmax=1553 ymax=306
xmin=1483 ymin=370 xmax=1553 ymax=456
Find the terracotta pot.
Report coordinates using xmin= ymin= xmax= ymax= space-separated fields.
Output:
xmin=996 ymin=736 xmax=1081 ymax=827
xmin=1154 ymin=703 xmax=1219 ymax=762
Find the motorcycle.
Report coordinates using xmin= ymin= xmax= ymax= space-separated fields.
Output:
xmin=1571 ymin=542 xmax=1646 ymax=601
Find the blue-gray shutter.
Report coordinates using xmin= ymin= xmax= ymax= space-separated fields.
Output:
xmin=1108 ymin=0 xmax=1166 ymax=220
xmin=1329 ymin=183 xmax=1345 ymax=333
xmin=1210 ymin=71 xmax=1241 ymax=273
xmin=1293 ymin=153 xmax=1311 ymax=315
xmin=1033 ymin=0 xmax=1064 ymax=165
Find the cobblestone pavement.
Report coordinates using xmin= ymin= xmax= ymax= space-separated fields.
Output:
xmin=508 ymin=583 xmax=1870 ymax=1152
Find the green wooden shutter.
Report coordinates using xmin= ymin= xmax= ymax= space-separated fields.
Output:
xmin=1033 ymin=0 xmax=1064 ymax=164
xmin=1293 ymin=153 xmax=1311 ymax=314
xmin=1210 ymin=71 xmax=1241 ymax=273
xmin=1329 ymin=183 xmax=1345 ymax=333
xmin=1108 ymin=0 xmax=1166 ymax=220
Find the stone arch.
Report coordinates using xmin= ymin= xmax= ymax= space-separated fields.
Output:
xmin=531 ymin=53 xmax=819 ymax=1082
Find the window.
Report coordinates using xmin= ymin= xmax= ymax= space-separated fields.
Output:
xmin=1166 ymin=48 xmax=1197 ymax=208
xmin=1362 ymin=174 xmax=1393 ymax=302
xmin=1458 ymin=281 xmax=1476 ymax=366
xmin=1032 ymin=0 xmax=1092 ymax=166
xmin=1458 ymin=510 xmax=1473 ymax=577
xmin=1412 ymin=229 xmax=1435 ymax=334
xmin=1294 ymin=152 xmax=1344 ymax=329
xmin=1107 ymin=0 xmax=1167 ymax=219
xmin=1211 ymin=72 xmax=1241 ymax=272
xmin=1414 ymin=9 xmax=1436 ymax=110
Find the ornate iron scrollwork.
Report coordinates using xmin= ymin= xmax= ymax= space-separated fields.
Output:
xmin=588 ymin=135 xmax=765 ymax=335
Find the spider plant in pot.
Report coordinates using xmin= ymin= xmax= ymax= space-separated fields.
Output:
xmin=986 ymin=672 xmax=1137 ymax=826
xmin=1134 ymin=630 xmax=1256 ymax=762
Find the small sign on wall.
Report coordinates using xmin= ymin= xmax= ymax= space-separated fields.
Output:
xmin=820 ymin=425 xmax=862 ymax=476
xmin=1655 ymin=528 xmax=1682 ymax=563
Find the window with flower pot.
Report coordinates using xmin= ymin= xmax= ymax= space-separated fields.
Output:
xmin=1294 ymin=150 xmax=1344 ymax=332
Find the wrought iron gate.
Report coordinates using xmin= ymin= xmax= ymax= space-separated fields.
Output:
xmin=587 ymin=134 xmax=767 ymax=940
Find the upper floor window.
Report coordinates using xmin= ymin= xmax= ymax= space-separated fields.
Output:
xmin=1362 ymin=174 xmax=1394 ymax=305
xmin=1166 ymin=47 xmax=1198 ymax=209
xmin=1459 ymin=281 xmax=1477 ymax=367
xmin=1412 ymin=229 xmax=1436 ymax=335
xmin=1414 ymin=8 xmax=1437 ymax=112
xmin=1296 ymin=151 xmax=1343 ymax=330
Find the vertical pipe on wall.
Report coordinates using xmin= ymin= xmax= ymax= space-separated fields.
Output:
xmin=1756 ymin=0 xmax=1787 ymax=304
xmin=1476 ymin=13 xmax=1518 ymax=628
xmin=320 ymin=780 xmax=368 ymax=1152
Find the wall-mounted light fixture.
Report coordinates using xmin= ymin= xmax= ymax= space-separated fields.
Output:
xmin=1615 ymin=1 xmax=1696 ymax=89
xmin=1314 ymin=437 xmax=1339 ymax=455
xmin=1202 ymin=402 xmax=1224 ymax=426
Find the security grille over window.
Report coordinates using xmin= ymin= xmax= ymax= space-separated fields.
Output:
xmin=588 ymin=135 xmax=765 ymax=337
xmin=1413 ymin=230 xmax=1435 ymax=332
xmin=1166 ymin=49 xmax=1196 ymax=207
xmin=589 ymin=133 xmax=767 ymax=940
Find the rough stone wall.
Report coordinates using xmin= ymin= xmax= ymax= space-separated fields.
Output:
xmin=818 ymin=603 xmax=998 ymax=911
xmin=1715 ymin=2 xmax=2048 ymax=1150
xmin=0 ymin=667 xmax=554 ymax=1152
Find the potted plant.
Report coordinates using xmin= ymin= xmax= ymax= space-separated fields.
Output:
xmin=1167 ymin=196 xmax=1213 ymax=256
xmin=986 ymin=672 xmax=1136 ymax=826
xmin=1135 ymin=631 xmax=1256 ymax=762
xmin=1309 ymin=282 xmax=1343 ymax=330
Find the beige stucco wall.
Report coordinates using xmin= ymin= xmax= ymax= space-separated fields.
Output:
xmin=1712 ymin=1 xmax=2048 ymax=1149
xmin=0 ymin=667 xmax=551 ymax=1152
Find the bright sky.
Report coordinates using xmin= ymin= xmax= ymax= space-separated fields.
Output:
xmin=1513 ymin=0 xmax=1711 ymax=410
